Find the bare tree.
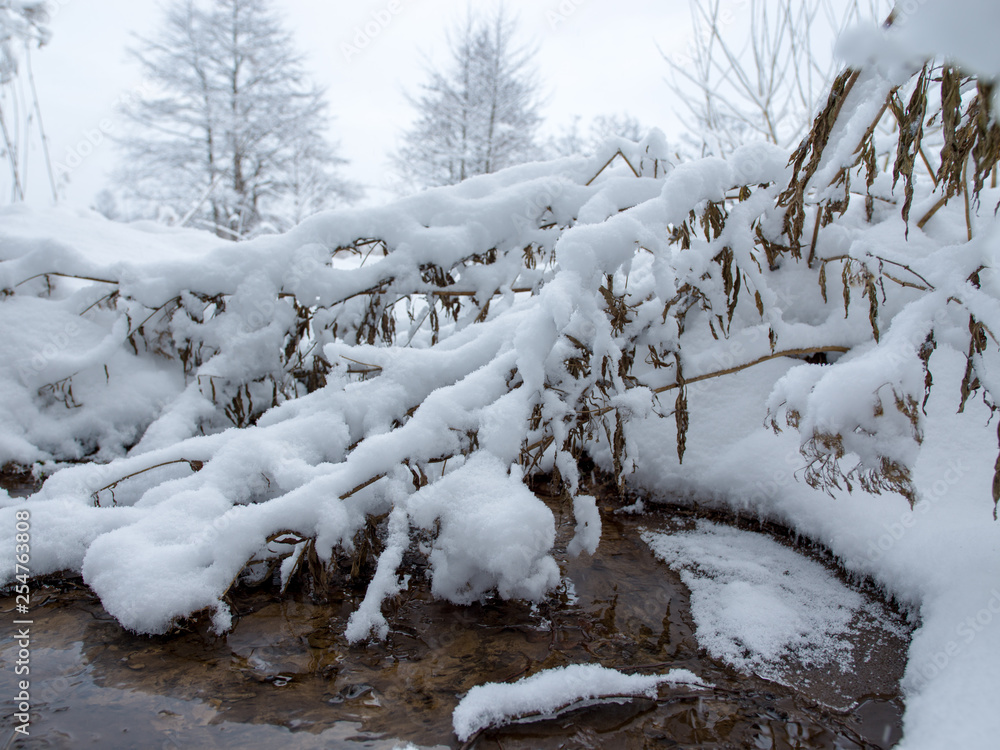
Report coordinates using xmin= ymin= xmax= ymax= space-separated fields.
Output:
xmin=0 ymin=0 xmax=56 ymax=202
xmin=116 ymin=0 xmax=356 ymax=239
xmin=665 ymin=0 xmax=892 ymax=156
xmin=394 ymin=3 xmax=542 ymax=190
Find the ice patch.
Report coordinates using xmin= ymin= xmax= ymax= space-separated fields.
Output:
xmin=643 ymin=521 xmax=863 ymax=680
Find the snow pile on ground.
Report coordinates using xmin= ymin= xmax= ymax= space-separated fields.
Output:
xmin=451 ymin=664 xmax=706 ymax=741
xmin=0 ymin=206 xmax=235 ymax=464
xmin=644 ymin=520 xmax=881 ymax=681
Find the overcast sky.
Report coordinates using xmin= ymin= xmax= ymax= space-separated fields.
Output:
xmin=16 ymin=0 xmax=693 ymax=210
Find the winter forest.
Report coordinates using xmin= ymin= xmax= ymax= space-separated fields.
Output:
xmin=1 ymin=0 xmax=1000 ymax=748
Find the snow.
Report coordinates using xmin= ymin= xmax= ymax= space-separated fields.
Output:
xmin=623 ymin=344 xmax=1000 ymax=750
xmin=451 ymin=664 xmax=707 ymax=741
xmin=643 ymin=520 xmax=897 ymax=683
xmin=567 ymin=494 xmax=601 ymax=556
xmin=407 ymin=454 xmax=559 ymax=606
xmin=0 ymin=24 xmax=999 ymax=746
xmin=889 ymin=0 xmax=1000 ymax=80
xmin=0 ymin=204 xmax=223 ymax=265
xmin=838 ymin=0 xmax=1000 ymax=84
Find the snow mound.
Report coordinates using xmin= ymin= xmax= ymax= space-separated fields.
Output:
xmin=451 ymin=664 xmax=707 ymax=741
xmin=408 ymin=453 xmax=558 ymax=605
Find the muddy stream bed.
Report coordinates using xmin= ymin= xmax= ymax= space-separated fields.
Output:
xmin=1 ymin=473 xmax=911 ymax=749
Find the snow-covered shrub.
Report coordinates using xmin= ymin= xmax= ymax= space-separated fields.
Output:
xmin=2 ymin=6 xmax=1000 ymax=640
xmin=0 ymin=1 xmax=49 ymax=83
xmin=1 ymin=1 xmax=52 ymax=202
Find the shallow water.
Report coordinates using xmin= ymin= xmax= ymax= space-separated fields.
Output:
xmin=1 ymin=477 xmax=910 ymax=749
xmin=0 ymin=465 xmax=39 ymax=499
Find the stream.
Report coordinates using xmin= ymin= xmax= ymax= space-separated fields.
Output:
xmin=1 ymin=472 xmax=911 ymax=749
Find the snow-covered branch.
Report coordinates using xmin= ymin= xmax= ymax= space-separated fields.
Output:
xmin=2 ymin=22 xmax=1000 ymax=640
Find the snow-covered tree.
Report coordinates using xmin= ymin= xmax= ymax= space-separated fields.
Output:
xmin=277 ymin=131 xmax=356 ymax=228
xmin=115 ymin=0 xmax=356 ymax=239
xmin=394 ymin=3 xmax=542 ymax=190
xmin=91 ymin=188 xmax=120 ymax=220
xmin=549 ymin=113 xmax=648 ymax=157
xmin=0 ymin=0 xmax=56 ymax=202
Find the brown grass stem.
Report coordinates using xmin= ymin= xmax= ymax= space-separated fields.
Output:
xmin=91 ymin=458 xmax=204 ymax=506
xmin=15 ymin=272 xmax=118 ymax=288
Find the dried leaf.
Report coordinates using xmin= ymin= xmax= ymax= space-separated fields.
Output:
xmin=892 ymin=67 xmax=929 ymax=230
xmin=842 ymin=263 xmax=851 ymax=319
xmin=675 ymin=387 xmax=688 ymax=463
xmin=866 ymin=276 xmax=880 ymax=342
xmin=994 ymin=420 xmax=1000 ymax=521
xmin=780 ymin=69 xmax=859 ymax=249
xmin=919 ymin=332 xmax=936 ymax=415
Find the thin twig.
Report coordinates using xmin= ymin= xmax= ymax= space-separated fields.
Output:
xmin=828 ymin=96 xmax=890 ymax=189
xmin=91 ymin=459 xmax=204 ymax=505
xmin=918 ymin=145 xmax=938 ymax=187
xmin=79 ymin=290 xmax=119 ymax=315
xmin=916 ymin=195 xmax=948 ymax=230
xmin=819 ymin=254 xmax=934 ymax=291
xmin=585 ymin=150 xmax=641 ymax=187
xmin=652 ymin=346 xmax=851 ymax=395
xmin=963 ymin=158 xmax=973 ymax=242
xmin=881 ymin=272 xmax=930 ymax=291
xmin=0 ymin=99 xmax=24 ymax=201
xmin=522 ymin=435 xmax=555 ymax=457
xmin=15 ymin=271 xmax=119 ymax=288
xmin=130 ymin=296 xmax=182 ymax=335
xmin=339 ymin=474 xmax=386 ymax=500
xmin=24 ymin=43 xmax=58 ymax=203
xmin=340 ymin=356 xmax=383 ymax=371
xmin=573 ymin=345 xmax=852 ymax=421
xmin=807 ymin=209 xmax=822 ymax=267
xmin=431 ymin=287 xmax=532 ymax=297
